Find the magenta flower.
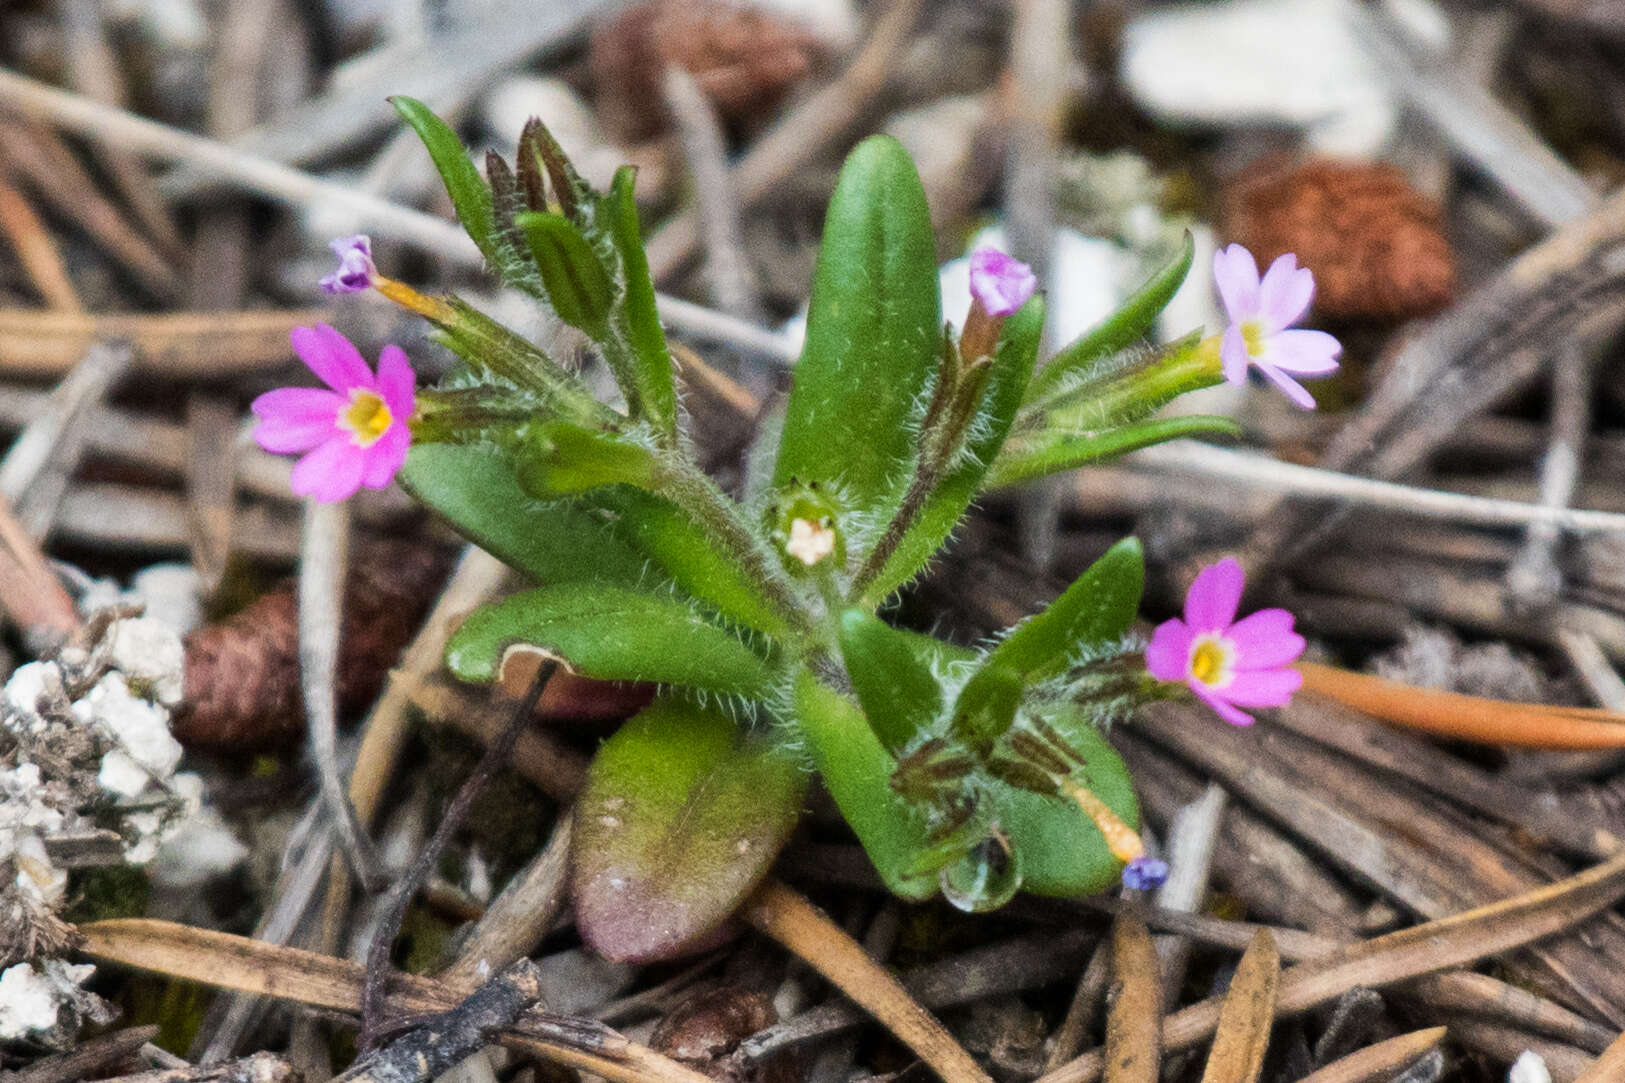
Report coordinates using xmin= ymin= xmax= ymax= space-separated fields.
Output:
xmin=252 ymin=324 xmax=415 ymax=502
xmin=319 ymin=235 xmax=377 ymax=295
xmin=1145 ymin=557 xmax=1305 ymax=726
xmin=1213 ymin=244 xmax=1341 ymax=409
xmin=969 ymin=247 xmax=1038 ymax=317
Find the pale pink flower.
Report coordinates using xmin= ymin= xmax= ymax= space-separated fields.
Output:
xmin=1145 ymin=557 xmax=1305 ymax=726
xmin=1213 ymin=244 xmax=1342 ymax=409
xmin=968 ymin=247 xmax=1038 ymax=317
xmin=252 ymin=324 xmax=415 ymax=502
xmin=319 ymin=235 xmax=377 ymax=295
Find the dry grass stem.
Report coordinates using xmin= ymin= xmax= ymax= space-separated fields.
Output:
xmin=1104 ymin=913 xmax=1161 ymax=1083
xmin=1197 ymin=930 xmax=1278 ymax=1083
xmin=0 ymin=171 xmax=82 ymax=312
xmin=1295 ymin=1027 xmax=1449 ymax=1083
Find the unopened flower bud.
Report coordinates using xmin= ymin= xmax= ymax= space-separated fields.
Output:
xmin=319 ymin=235 xmax=378 ymax=295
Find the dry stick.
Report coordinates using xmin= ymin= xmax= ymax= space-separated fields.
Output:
xmin=93 ymin=1053 xmax=300 ymax=1083
xmin=0 ymin=306 xmax=330 ymax=376
xmin=0 ymin=69 xmax=794 ymax=367
xmin=357 ymin=663 xmax=556 ymax=1051
xmin=1039 ymin=844 xmax=1625 ymax=1083
xmin=0 ymin=341 xmax=131 ymax=539
xmin=1447 ymin=1021 xmax=1593 ymax=1081
xmin=1509 ymin=339 xmax=1597 ymax=608
xmin=409 ymin=681 xmax=589 ymax=802
xmin=1154 ymin=783 xmax=1225 ymax=1011
xmin=0 ymin=171 xmax=81 ymax=311
xmin=1104 ymin=913 xmax=1161 ymax=1083
xmin=1046 ymin=938 xmax=1113 ymax=1072
xmin=1295 ymin=1027 xmax=1448 ymax=1083
xmin=182 ymin=397 xmax=239 ymax=593
xmin=298 ymin=500 xmax=385 ymax=892
xmin=57 ymin=0 xmax=184 ymax=259
xmin=643 ymin=0 xmax=925 ymax=281
xmin=52 ymin=482 xmax=301 ymax=560
xmin=3 ymin=1024 xmax=160 ymax=1083
xmin=1129 ymin=442 xmax=1625 ymax=536
xmin=744 ymin=879 xmax=994 ymax=1083
xmin=662 ymin=66 xmax=760 ymax=321
xmin=440 ymin=812 xmax=576 ymax=990
xmin=0 ymin=491 xmax=81 ymax=649
xmin=79 ymin=920 xmax=719 ymax=1083
xmin=1197 ymin=930 xmax=1277 ymax=1083
xmin=1576 ymin=1029 xmax=1625 ymax=1083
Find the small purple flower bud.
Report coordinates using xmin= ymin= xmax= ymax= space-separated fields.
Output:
xmin=319 ymin=235 xmax=377 ymax=295
xmin=1121 ymin=856 xmax=1169 ymax=892
xmin=968 ymin=247 xmax=1037 ymax=317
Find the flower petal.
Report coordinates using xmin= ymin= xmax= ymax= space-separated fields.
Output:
xmin=289 ymin=436 xmax=365 ymax=502
xmin=1254 ymin=362 xmax=1317 ymax=409
xmin=1267 ymin=329 xmax=1342 ymax=375
xmin=251 ymin=388 xmax=344 ymax=453
xmin=1258 ymin=253 xmax=1314 ymax=331
xmin=1220 ymin=666 xmax=1303 ymax=708
xmin=1219 ymin=324 xmax=1251 ymax=385
xmin=1183 ymin=558 xmax=1244 ymax=633
xmin=359 ymin=423 xmax=410 ymax=488
xmin=291 ymin=323 xmax=372 ymax=393
xmin=1192 ymin=681 xmax=1255 ymax=726
xmin=1212 ymin=244 xmax=1260 ymax=322
xmin=374 ymin=344 xmax=416 ymax=418
xmin=1145 ymin=619 xmax=1195 ymax=682
xmin=1225 ymin=608 xmax=1306 ymax=670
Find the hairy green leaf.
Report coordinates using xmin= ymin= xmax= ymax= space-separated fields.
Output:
xmin=517 ymin=211 xmax=616 ymax=335
xmin=838 ymin=610 xmax=943 ymax=755
xmin=1028 ymin=232 xmax=1195 ymax=401
xmin=399 ymin=444 xmax=654 ymax=589
xmin=446 ymin=584 xmax=776 ymax=697
xmin=604 ymin=167 xmax=677 ymax=440
xmin=987 ymin=416 xmax=1240 ymax=489
xmin=774 ymin=136 xmax=941 ymax=519
xmin=514 ymin=422 xmax=656 ymax=496
xmin=391 ymin=96 xmax=499 ymax=265
xmin=574 ymin=698 xmax=805 ymax=962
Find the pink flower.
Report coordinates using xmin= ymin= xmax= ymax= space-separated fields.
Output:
xmin=1145 ymin=557 xmax=1305 ymax=726
xmin=1213 ymin=244 xmax=1342 ymax=409
xmin=968 ymin=247 xmax=1038 ymax=317
xmin=252 ymin=324 xmax=415 ymax=502
xmin=319 ymin=235 xmax=377 ymax=295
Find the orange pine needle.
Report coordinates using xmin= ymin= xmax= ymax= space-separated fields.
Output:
xmin=1297 ymin=661 xmax=1625 ymax=749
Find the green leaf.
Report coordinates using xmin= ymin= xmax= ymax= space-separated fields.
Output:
xmin=858 ymin=296 xmax=1044 ymax=608
xmin=793 ymin=671 xmax=940 ymax=900
xmin=987 ymin=416 xmax=1240 ymax=489
xmin=399 ymin=443 xmax=655 ymax=589
xmin=605 ymin=167 xmax=678 ymax=440
xmin=445 ymin=583 xmax=777 ymax=698
xmin=1028 ymin=232 xmax=1194 ymax=401
xmin=392 ymin=96 xmax=499 ymax=265
xmin=513 ymin=422 xmax=656 ymax=496
xmin=574 ymin=697 xmax=805 ymax=962
xmin=993 ymin=709 xmax=1139 ymax=898
xmin=430 ymin=299 xmax=610 ymax=421
xmin=516 ymin=211 xmax=616 ymax=335
xmin=774 ymin=136 xmax=941 ymax=518
xmin=950 ymin=538 xmax=1143 ymax=750
xmin=516 ymin=117 xmax=592 ymax=221
xmin=838 ymin=610 xmax=943 ymax=755
xmin=600 ymin=487 xmax=795 ymax=640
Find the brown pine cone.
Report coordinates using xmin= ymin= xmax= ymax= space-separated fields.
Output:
xmin=1222 ymin=158 xmax=1456 ymax=322
xmin=590 ymin=0 xmax=821 ymax=142
xmin=171 ymin=539 xmax=453 ymax=750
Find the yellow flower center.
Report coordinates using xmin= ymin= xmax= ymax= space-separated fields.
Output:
xmin=1240 ymin=319 xmax=1266 ymax=359
xmin=1189 ymin=635 xmax=1233 ymax=688
xmin=339 ymin=389 xmax=393 ymax=447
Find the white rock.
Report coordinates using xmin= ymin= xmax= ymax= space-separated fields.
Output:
xmin=1120 ymin=0 xmax=1404 ymax=157
xmin=4 ymin=662 xmax=61 ymax=733
xmin=75 ymin=673 xmax=182 ymax=793
xmin=149 ymin=809 xmax=248 ymax=890
xmin=97 ymin=749 xmax=155 ymax=800
xmin=480 ymin=77 xmax=625 ymax=191
xmin=1509 ymin=1051 xmax=1551 ymax=1083
xmin=0 ymin=964 xmax=61 ymax=1040
xmin=12 ymin=832 xmax=66 ymax=907
xmin=106 ymin=617 xmax=187 ymax=707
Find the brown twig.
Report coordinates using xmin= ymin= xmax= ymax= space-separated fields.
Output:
xmin=358 ymin=663 xmax=557 ymax=1050
xmin=440 ymin=811 xmax=575 ymax=990
xmin=0 ymin=171 xmax=81 ymax=312
xmin=0 ymin=1024 xmax=158 ymax=1083
xmin=743 ymin=879 xmax=994 ymax=1083
xmin=1294 ymin=1027 xmax=1448 ymax=1083
xmin=1197 ymin=930 xmax=1277 ymax=1083
xmin=1104 ymin=913 xmax=1161 ymax=1083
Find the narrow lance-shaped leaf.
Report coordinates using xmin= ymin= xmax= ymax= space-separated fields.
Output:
xmin=391 ymin=96 xmax=498 ymax=264
xmin=774 ymin=136 xmax=941 ymax=519
xmin=604 ymin=167 xmax=678 ymax=441
xmin=838 ymin=609 xmax=943 ymax=755
xmin=987 ymin=415 xmax=1241 ymax=490
xmin=1027 ymin=231 xmax=1195 ymax=401
xmin=445 ymin=583 xmax=777 ymax=699
xmin=512 ymin=422 xmax=656 ymax=497
xmin=575 ymin=698 xmax=805 ymax=962
xmin=951 ymin=538 xmax=1144 ymax=750
xmin=516 ymin=211 xmax=616 ymax=336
